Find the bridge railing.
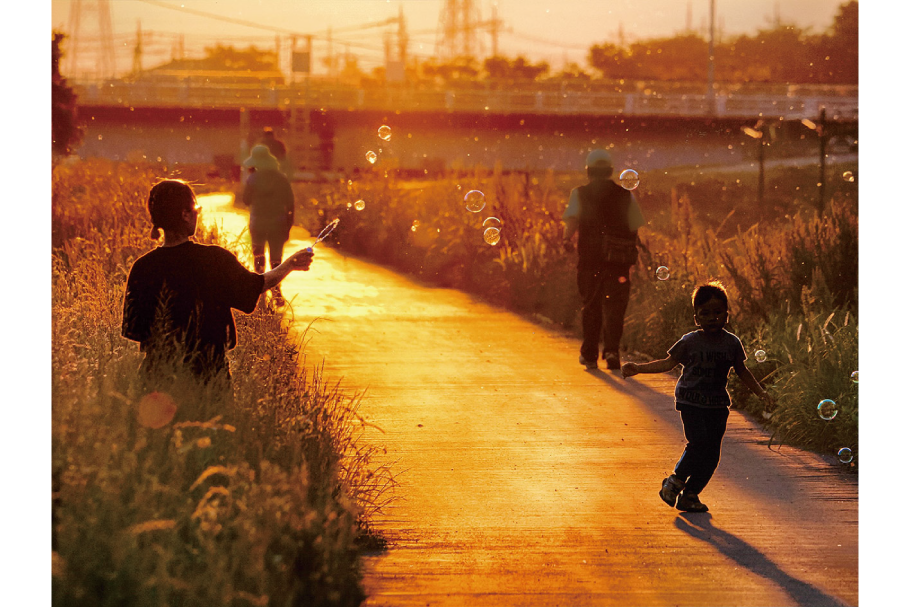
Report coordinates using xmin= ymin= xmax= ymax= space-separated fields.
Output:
xmin=74 ymin=80 xmax=858 ymax=121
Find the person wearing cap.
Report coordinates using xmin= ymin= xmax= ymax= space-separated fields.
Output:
xmin=258 ymin=127 xmax=293 ymax=179
xmin=240 ymin=145 xmax=296 ymax=305
xmin=122 ymin=179 xmax=313 ymax=393
xmin=562 ymin=149 xmax=646 ymax=370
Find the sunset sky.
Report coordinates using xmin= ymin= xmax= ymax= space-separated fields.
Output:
xmin=50 ymin=0 xmax=850 ymax=77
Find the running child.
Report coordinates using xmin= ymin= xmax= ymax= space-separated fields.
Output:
xmin=621 ymin=280 xmax=772 ymax=512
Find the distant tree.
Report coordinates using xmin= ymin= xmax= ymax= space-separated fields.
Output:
xmin=418 ymin=57 xmax=480 ymax=82
xmin=152 ymin=44 xmax=279 ymax=72
xmin=629 ymin=35 xmax=708 ymax=81
xmin=588 ymin=42 xmax=628 ymax=79
xmin=552 ymin=62 xmax=592 ymax=82
xmin=825 ymin=0 xmax=858 ymax=82
xmin=52 ymin=31 xmax=83 ymax=157
xmin=585 ymin=0 xmax=858 ymax=85
xmin=483 ymin=55 xmax=549 ymax=81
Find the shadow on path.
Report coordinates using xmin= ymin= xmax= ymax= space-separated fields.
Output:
xmin=674 ymin=513 xmax=849 ymax=607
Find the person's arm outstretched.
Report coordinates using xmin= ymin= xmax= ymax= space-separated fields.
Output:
xmin=732 ymin=359 xmax=774 ymax=409
xmin=261 ymin=248 xmax=313 ymax=292
xmin=621 ymin=355 xmax=678 ymax=378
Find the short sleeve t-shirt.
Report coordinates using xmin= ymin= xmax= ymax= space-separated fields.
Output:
xmin=668 ymin=329 xmax=747 ymax=410
xmin=122 ymin=241 xmax=264 ymax=376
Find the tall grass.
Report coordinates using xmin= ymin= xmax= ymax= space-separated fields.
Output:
xmin=286 ymin=159 xmax=858 ymax=465
xmin=52 ymin=159 xmax=393 ymax=606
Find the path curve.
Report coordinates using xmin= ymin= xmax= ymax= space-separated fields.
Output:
xmin=199 ymin=193 xmax=858 ymax=607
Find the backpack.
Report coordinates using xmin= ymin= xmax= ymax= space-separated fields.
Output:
xmin=577 ymin=182 xmax=638 ymax=267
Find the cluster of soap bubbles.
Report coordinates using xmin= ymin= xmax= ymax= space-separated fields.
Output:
xmin=364 ymin=125 xmax=392 ymax=166
xmin=353 ymin=126 xmax=395 ymax=209
xmin=816 ymin=370 xmax=858 ymax=464
xmin=461 ymin=190 xmax=502 ymax=245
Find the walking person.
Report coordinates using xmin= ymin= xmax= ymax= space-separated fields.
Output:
xmin=621 ymin=281 xmax=773 ymax=512
xmin=258 ymin=126 xmax=293 ymax=179
xmin=122 ymin=179 xmax=313 ymax=396
xmin=240 ymin=144 xmax=296 ymax=305
xmin=563 ymin=149 xmax=645 ymax=370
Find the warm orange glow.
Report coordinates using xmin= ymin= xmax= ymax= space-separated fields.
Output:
xmin=136 ymin=391 xmax=178 ymax=429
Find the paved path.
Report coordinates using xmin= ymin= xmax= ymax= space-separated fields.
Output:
xmin=200 ymin=194 xmax=858 ymax=607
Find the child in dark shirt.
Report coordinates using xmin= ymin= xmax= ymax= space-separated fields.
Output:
xmin=621 ymin=280 xmax=772 ymax=512
xmin=122 ymin=179 xmax=313 ymax=389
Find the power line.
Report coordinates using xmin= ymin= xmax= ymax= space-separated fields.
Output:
xmin=135 ymin=0 xmax=317 ymax=37
xmin=504 ymin=29 xmax=592 ymax=51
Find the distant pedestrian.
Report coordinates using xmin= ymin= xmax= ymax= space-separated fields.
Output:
xmin=122 ymin=179 xmax=313 ymax=395
xmin=563 ymin=149 xmax=645 ymax=370
xmin=258 ymin=127 xmax=293 ymax=179
xmin=621 ymin=281 xmax=773 ymax=512
xmin=240 ymin=144 xmax=296 ymax=305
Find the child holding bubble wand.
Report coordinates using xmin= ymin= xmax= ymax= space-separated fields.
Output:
xmin=122 ymin=179 xmax=314 ymax=392
xmin=621 ymin=280 xmax=773 ymax=512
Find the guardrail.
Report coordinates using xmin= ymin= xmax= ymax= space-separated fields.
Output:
xmin=74 ymin=81 xmax=858 ymax=121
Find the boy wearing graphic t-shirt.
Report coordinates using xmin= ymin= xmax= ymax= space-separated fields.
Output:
xmin=621 ymin=281 xmax=773 ymax=513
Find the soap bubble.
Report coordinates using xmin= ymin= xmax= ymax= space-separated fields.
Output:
xmin=837 ymin=447 xmax=853 ymax=464
xmin=656 ymin=266 xmax=670 ymax=281
xmin=817 ymin=399 xmax=838 ymax=421
xmin=754 ymin=350 xmax=767 ymax=363
xmin=483 ymin=227 xmax=501 ymax=245
xmin=464 ymin=190 xmax=486 ymax=213
xmin=850 ymin=370 xmax=858 ymax=384
xmin=354 ymin=199 xmax=366 ymax=211
xmin=482 ymin=216 xmax=502 ymax=229
xmin=619 ymin=169 xmax=640 ymax=190
xmin=378 ymin=125 xmax=392 ymax=141
xmin=365 ymin=150 xmax=378 ymax=164
xmin=842 ymin=171 xmax=855 ymax=182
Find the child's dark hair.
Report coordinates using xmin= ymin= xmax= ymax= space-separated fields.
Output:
xmin=147 ymin=179 xmax=196 ymax=240
xmin=692 ymin=280 xmax=729 ymax=309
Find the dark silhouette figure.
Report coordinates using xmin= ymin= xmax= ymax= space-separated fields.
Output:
xmin=240 ymin=145 xmax=296 ymax=305
xmin=563 ymin=149 xmax=644 ymax=371
xmin=122 ymin=179 xmax=312 ymax=393
xmin=622 ymin=281 xmax=773 ymax=512
xmin=258 ymin=127 xmax=293 ymax=178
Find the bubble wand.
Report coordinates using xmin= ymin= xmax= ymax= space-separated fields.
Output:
xmin=305 ymin=218 xmax=340 ymax=253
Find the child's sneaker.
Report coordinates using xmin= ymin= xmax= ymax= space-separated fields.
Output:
xmin=676 ymin=491 xmax=709 ymax=513
xmin=659 ymin=475 xmax=684 ymax=507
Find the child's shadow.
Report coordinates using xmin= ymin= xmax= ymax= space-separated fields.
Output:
xmin=675 ymin=513 xmax=848 ymax=607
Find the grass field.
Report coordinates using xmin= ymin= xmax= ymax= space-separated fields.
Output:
xmin=52 ymin=159 xmax=393 ymax=606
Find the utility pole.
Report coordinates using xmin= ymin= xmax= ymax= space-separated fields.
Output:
xmin=398 ymin=4 xmax=408 ymax=64
xmin=818 ymin=107 xmax=827 ymax=213
xmin=707 ymin=0 xmax=716 ymax=115
xmin=132 ymin=20 xmax=143 ymax=76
